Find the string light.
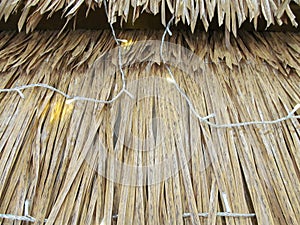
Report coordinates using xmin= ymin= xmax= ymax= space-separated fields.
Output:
xmin=0 ymin=5 xmax=299 ymax=225
xmin=1 ymin=81 xmax=298 ymax=128
xmin=0 ymin=16 xmax=297 ymax=129
xmin=159 ymin=15 xmax=300 ymax=128
xmin=0 ymin=199 xmax=255 ymax=223
xmin=121 ymin=39 xmax=133 ymax=48
xmin=0 ymin=210 xmax=256 ymax=223
xmin=102 ymin=0 xmax=134 ymax=100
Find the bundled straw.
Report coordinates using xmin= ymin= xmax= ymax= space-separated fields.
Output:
xmin=0 ymin=29 xmax=300 ymax=225
xmin=0 ymin=0 xmax=299 ymax=34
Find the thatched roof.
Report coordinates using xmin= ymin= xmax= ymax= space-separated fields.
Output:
xmin=0 ymin=30 xmax=300 ymax=225
xmin=0 ymin=0 xmax=299 ymax=34
xmin=0 ymin=30 xmax=299 ymax=73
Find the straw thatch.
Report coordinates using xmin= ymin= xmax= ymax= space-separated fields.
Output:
xmin=0 ymin=30 xmax=299 ymax=225
xmin=0 ymin=0 xmax=299 ymax=34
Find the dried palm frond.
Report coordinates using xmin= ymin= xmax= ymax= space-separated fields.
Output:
xmin=0 ymin=0 xmax=299 ymax=33
xmin=0 ymin=30 xmax=299 ymax=225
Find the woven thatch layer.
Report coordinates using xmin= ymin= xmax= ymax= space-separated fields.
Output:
xmin=0 ymin=0 xmax=299 ymax=33
xmin=0 ymin=30 xmax=300 ymax=225
xmin=0 ymin=30 xmax=300 ymax=75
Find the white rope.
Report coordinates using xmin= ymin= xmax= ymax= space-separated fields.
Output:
xmin=0 ymin=214 xmax=36 ymax=222
xmin=0 ymin=83 xmax=299 ymax=127
xmin=1 ymin=6 xmax=299 ymax=225
xmin=102 ymin=0 xmax=133 ymax=101
xmin=0 ymin=0 xmax=133 ymax=104
xmin=0 ymin=199 xmax=255 ymax=223
xmin=0 ymin=200 xmax=47 ymax=223
xmin=0 ymin=83 xmax=128 ymax=104
xmin=0 ymin=71 xmax=299 ymax=125
xmin=182 ymin=212 xmax=256 ymax=218
xmin=113 ymin=211 xmax=256 ymax=219
xmin=0 ymin=211 xmax=255 ymax=223
xmin=159 ymin=15 xmax=300 ymax=128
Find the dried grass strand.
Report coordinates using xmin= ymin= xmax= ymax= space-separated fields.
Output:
xmin=0 ymin=0 xmax=299 ymax=32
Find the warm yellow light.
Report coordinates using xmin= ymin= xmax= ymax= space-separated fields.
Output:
xmin=50 ymin=102 xmax=63 ymax=123
xmin=121 ymin=39 xmax=133 ymax=48
xmin=61 ymin=102 xmax=74 ymax=120
xmin=50 ymin=99 xmax=74 ymax=123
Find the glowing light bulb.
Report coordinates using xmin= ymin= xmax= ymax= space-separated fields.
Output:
xmin=121 ymin=39 xmax=133 ymax=48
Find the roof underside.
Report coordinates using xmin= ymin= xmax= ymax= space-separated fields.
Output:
xmin=0 ymin=0 xmax=299 ymax=34
xmin=0 ymin=30 xmax=300 ymax=225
